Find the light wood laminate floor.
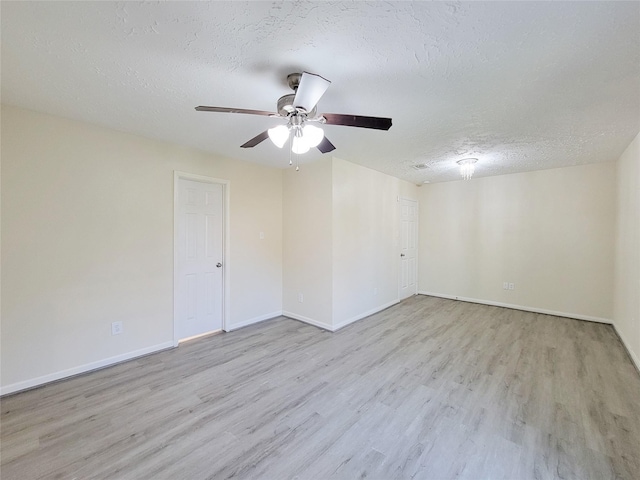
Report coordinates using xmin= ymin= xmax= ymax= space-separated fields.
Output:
xmin=2 ymin=295 xmax=639 ymax=479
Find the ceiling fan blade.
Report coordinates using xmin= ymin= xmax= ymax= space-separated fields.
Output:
xmin=293 ymin=72 xmax=331 ymax=113
xmin=240 ymin=130 xmax=270 ymax=148
xmin=317 ymin=136 xmax=336 ymax=154
xmin=195 ymin=106 xmax=276 ymax=116
xmin=322 ymin=113 xmax=392 ymax=131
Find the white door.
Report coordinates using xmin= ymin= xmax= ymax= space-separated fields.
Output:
xmin=399 ymin=198 xmax=418 ymax=300
xmin=175 ymin=178 xmax=224 ymax=341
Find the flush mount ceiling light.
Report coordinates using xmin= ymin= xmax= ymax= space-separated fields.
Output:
xmin=457 ymin=158 xmax=478 ymax=180
xmin=412 ymin=163 xmax=430 ymax=170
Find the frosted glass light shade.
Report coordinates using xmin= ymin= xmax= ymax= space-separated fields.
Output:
xmin=303 ymin=124 xmax=324 ymax=148
xmin=457 ymin=158 xmax=477 ymax=180
xmin=291 ymin=135 xmax=310 ymax=154
xmin=268 ymin=125 xmax=289 ymax=148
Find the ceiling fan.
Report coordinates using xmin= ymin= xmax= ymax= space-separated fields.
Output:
xmin=195 ymin=72 xmax=392 ymax=155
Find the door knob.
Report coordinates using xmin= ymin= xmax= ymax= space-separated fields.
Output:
xmin=216 ymin=263 xmax=222 ymax=268
xmin=400 ymin=253 xmax=405 ymax=257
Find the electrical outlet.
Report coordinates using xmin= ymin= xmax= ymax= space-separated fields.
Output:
xmin=503 ymin=282 xmax=509 ymax=290
xmin=298 ymin=293 xmax=304 ymax=303
xmin=508 ymin=283 xmax=515 ymax=290
xmin=111 ymin=321 xmax=123 ymax=335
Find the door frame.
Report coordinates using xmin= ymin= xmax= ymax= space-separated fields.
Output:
xmin=398 ymin=196 xmax=419 ymax=300
xmin=173 ymin=171 xmax=230 ymax=346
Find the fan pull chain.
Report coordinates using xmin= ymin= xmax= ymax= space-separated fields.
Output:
xmin=288 ymin=133 xmax=299 ymax=171
xmin=289 ymin=134 xmax=293 ymax=166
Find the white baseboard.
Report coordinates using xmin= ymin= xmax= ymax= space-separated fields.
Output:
xmin=225 ymin=310 xmax=283 ymax=332
xmin=284 ymin=300 xmax=402 ymax=332
xmin=282 ymin=311 xmax=333 ymax=331
xmin=333 ymin=299 xmax=401 ymax=331
xmin=612 ymin=324 xmax=640 ymax=373
xmin=418 ymin=291 xmax=613 ymax=324
xmin=0 ymin=341 xmax=175 ymax=397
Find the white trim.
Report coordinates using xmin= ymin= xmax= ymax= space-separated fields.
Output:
xmin=613 ymin=324 xmax=640 ymax=373
xmin=173 ymin=171 xmax=231 ymax=342
xmin=282 ymin=311 xmax=333 ymax=331
xmin=0 ymin=342 xmax=175 ymax=397
xmin=418 ymin=291 xmax=613 ymax=324
xmin=225 ymin=310 xmax=283 ymax=331
xmin=333 ymin=299 xmax=401 ymax=331
xmin=284 ymin=300 xmax=401 ymax=332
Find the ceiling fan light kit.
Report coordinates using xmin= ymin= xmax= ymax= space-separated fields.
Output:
xmin=291 ymin=136 xmax=310 ymax=154
xmin=267 ymin=125 xmax=289 ymax=148
xmin=196 ymin=71 xmax=392 ymax=162
xmin=270 ymin=121 xmax=325 ymax=155
xmin=301 ymin=124 xmax=324 ymax=147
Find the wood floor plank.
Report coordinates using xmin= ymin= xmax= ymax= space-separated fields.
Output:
xmin=1 ymin=295 xmax=639 ymax=479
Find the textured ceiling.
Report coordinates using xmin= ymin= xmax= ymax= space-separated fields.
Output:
xmin=2 ymin=1 xmax=639 ymax=183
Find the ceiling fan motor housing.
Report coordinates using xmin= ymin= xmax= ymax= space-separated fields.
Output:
xmin=277 ymin=94 xmax=296 ymax=115
xmin=277 ymin=93 xmax=317 ymax=118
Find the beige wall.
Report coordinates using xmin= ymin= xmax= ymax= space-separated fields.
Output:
xmin=282 ymin=158 xmax=333 ymax=328
xmin=3 ymin=102 xmax=634 ymax=393
xmin=1 ymin=105 xmax=283 ymax=393
xmin=332 ymin=158 xmax=418 ymax=327
xmin=282 ymin=157 xmax=418 ymax=329
xmin=614 ymin=132 xmax=640 ymax=369
xmin=419 ymin=163 xmax=616 ymax=321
